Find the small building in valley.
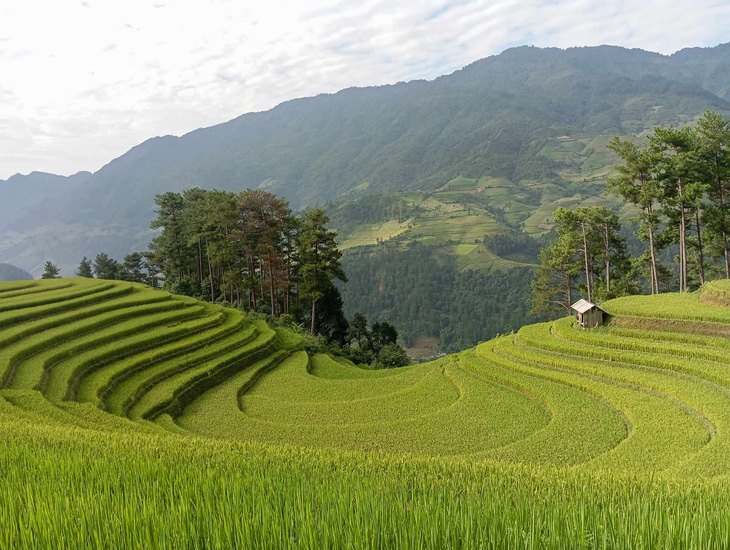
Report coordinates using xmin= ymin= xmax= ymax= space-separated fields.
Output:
xmin=571 ymin=299 xmax=607 ymax=328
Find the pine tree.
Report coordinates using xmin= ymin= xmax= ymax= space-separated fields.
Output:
xmin=651 ymin=126 xmax=705 ymax=292
xmin=697 ymin=111 xmax=730 ymax=278
xmin=41 ymin=261 xmax=61 ymax=279
xmin=93 ymin=253 xmax=121 ymax=280
xmin=298 ymin=209 xmax=347 ymax=334
xmin=608 ymin=137 xmax=663 ymax=294
xmin=149 ymin=192 xmax=190 ymax=286
xmin=76 ymin=257 xmax=94 ymax=278
xmin=530 ymin=233 xmax=582 ymax=316
xmin=121 ymin=252 xmax=146 ymax=283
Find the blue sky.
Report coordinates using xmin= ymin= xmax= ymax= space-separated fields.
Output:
xmin=1 ymin=0 xmax=729 ymax=179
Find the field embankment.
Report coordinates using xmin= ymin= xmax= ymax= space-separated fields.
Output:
xmin=5 ymin=278 xmax=730 ymax=547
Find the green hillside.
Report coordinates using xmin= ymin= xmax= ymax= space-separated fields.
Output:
xmin=326 ymin=176 xmax=630 ymax=352
xmin=3 ymin=43 xmax=730 ymax=277
xmin=5 ymin=278 xmax=730 ymax=546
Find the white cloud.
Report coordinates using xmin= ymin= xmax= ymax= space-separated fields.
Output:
xmin=0 ymin=0 xmax=729 ymax=179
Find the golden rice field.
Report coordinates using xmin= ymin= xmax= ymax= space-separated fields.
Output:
xmin=5 ymin=277 xmax=730 ymax=548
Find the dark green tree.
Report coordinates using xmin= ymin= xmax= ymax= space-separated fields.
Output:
xmin=121 ymin=252 xmax=146 ymax=283
xmin=313 ymin=286 xmax=349 ymax=346
xmin=149 ymin=192 xmax=191 ymax=287
xmin=651 ymin=126 xmax=705 ymax=292
xmin=93 ymin=253 xmax=121 ymax=280
xmin=376 ymin=343 xmax=410 ymax=369
xmin=530 ymin=232 xmax=582 ymax=316
xmin=371 ymin=321 xmax=398 ymax=355
xmin=554 ymin=207 xmax=598 ymax=302
xmin=607 ymin=137 xmax=663 ymax=294
xmin=587 ymin=207 xmax=631 ymax=300
xmin=76 ymin=257 xmax=94 ymax=278
xmin=346 ymin=312 xmax=371 ymax=350
xmin=697 ymin=111 xmax=730 ymax=278
xmin=299 ymin=209 xmax=347 ymax=334
xmin=41 ymin=261 xmax=60 ymax=279
xmin=142 ymin=251 xmax=159 ymax=288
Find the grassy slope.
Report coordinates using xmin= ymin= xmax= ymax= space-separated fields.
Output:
xmin=6 ymin=279 xmax=730 ymax=546
xmin=331 ymin=143 xmax=628 ymax=273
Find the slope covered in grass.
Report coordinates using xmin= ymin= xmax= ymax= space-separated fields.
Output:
xmin=6 ymin=278 xmax=730 ymax=546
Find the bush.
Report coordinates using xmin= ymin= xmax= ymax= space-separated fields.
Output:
xmin=374 ymin=344 xmax=410 ymax=369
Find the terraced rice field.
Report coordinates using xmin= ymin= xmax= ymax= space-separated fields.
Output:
xmin=6 ymin=278 xmax=730 ymax=547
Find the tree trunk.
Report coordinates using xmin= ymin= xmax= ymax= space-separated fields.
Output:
xmin=269 ymin=264 xmax=276 ymax=315
xmin=678 ymin=177 xmax=687 ymax=292
xmin=716 ymin=155 xmax=730 ymax=278
xmin=247 ymin=254 xmax=257 ymax=311
xmin=197 ymin=238 xmax=204 ymax=285
xmin=310 ymin=299 xmax=316 ymax=334
xmin=566 ymin=273 xmax=572 ymax=312
xmin=604 ymin=224 xmax=611 ymax=294
xmin=647 ymin=206 xmax=659 ymax=294
xmin=259 ymin=258 xmax=265 ymax=305
xmin=581 ymin=222 xmax=591 ymax=302
xmin=696 ymin=207 xmax=705 ymax=286
xmin=206 ymin=239 xmax=215 ymax=302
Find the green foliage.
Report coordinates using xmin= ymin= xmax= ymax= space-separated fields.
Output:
xmin=40 ymin=261 xmax=60 ymax=279
xmin=341 ymin=244 xmax=538 ymax=352
xmin=93 ymin=253 xmax=121 ymax=280
xmin=120 ymin=252 xmax=146 ymax=283
xmin=375 ymin=343 xmax=410 ymax=369
xmin=299 ymin=209 xmax=347 ymax=333
xmin=76 ymin=257 xmax=93 ymax=278
xmin=346 ymin=311 xmax=371 ymax=350
xmin=371 ymin=321 xmax=399 ymax=355
xmin=530 ymin=232 xmax=582 ymax=316
xmin=483 ymin=232 xmax=542 ymax=262
xmin=147 ymin=189 xmax=352 ymax=343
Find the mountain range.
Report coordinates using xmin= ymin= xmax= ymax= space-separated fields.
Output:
xmin=2 ymin=43 xmax=729 ymax=281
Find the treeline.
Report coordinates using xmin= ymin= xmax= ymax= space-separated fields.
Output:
xmin=54 ymin=188 xmax=411 ymax=367
xmin=145 ymin=188 xmax=346 ymax=334
xmin=43 ymin=252 xmax=159 ymax=284
xmin=532 ymin=111 xmax=730 ymax=314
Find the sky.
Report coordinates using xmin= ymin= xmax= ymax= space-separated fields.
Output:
xmin=1 ymin=0 xmax=730 ymax=180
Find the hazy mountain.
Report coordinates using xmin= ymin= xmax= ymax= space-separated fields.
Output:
xmin=0 ymin=171 xmax=92 ymax=227
xmin=2 ymin=43 xmax=730 ymax=276
xmin=0 ymin=263 xmax=33 ymax=281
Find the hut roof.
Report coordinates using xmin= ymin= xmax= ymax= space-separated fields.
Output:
xmin=571 ymin=299 xmax=597 ymax=314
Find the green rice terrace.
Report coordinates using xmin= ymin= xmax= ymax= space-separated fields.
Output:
xmin=7 ymin=278 xmax=730 ymax=547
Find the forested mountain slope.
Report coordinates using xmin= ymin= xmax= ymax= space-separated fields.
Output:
xmin=2 ymin=43 xmax=729 ymax=276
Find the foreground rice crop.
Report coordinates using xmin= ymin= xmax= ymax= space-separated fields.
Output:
xmin=5 ymin=278 xmax=730 ymax=548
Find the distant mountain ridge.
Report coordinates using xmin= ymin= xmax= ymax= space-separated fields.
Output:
xmin=2 ymin=42 xmax=730 ymax=275
xmin=0 ymin=171 xmax=92 ymax=228
xmin=0 ymin=263 xmax=33 ymax=281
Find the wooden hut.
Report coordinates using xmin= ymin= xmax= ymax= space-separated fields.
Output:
xmin=571 ymin=299 xmax=606 ymax=328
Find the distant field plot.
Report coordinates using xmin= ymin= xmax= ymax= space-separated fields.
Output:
xmin=339 ymin=219 xmax=413 ymax=249
xmin=523 ymin=196 xmax=582 ymax=235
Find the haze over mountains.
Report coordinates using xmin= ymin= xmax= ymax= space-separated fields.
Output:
xmin=2 ymin=42 xmax=730 ymax=276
